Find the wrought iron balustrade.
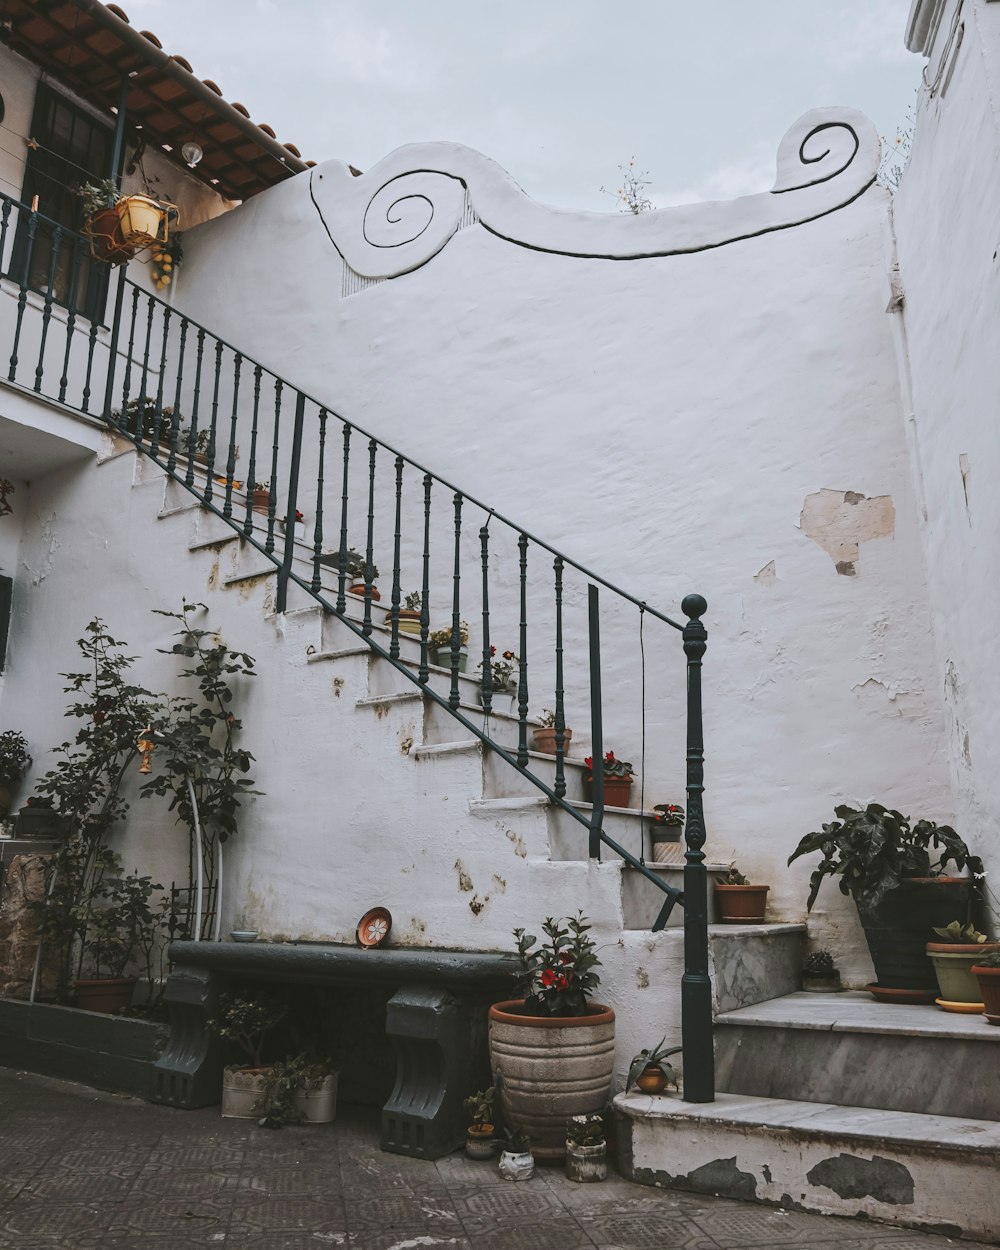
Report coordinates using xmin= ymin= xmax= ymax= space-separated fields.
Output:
xmin=0 ymin=190 xmax=715 ymax=1100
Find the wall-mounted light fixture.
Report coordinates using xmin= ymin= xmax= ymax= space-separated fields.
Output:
xmin=181 ymin=141 xmax=203 ymax=168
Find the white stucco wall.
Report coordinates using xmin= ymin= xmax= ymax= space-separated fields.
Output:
xmin=895 ymin=0 xmax=1000 ymax=870
xmin=157 ymin=113 xmax=955 ymax=981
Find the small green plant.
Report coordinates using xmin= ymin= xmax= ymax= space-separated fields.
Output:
xmin=0 ymin=731 xmax=31 ymax=788
xmin=463 ymin=1085 xmax=495 ymax=1127
xmin=975 ymin=949 xmax=1000 ymax=969
xmin=723 ymin=863 xmax=749 ymax=886
xmin=513 ymin=912 xmax=602 ymax=1018
xmin=478 ymin=645 xmax=519 ymax=690
xmin=429 ymin=620 xmax=469 ymax=651
xmin=566 ymin=1112 xmax=605 ymax=1146
xmin=403 ymin=591 xmax=422 ymax=612
xmin=75 ymin=178 xmax=119 ymax=218
xmin=503 ymin=1129 xmax=531 ymax=1154
xmin=932 ymin=921 xmax=989 ymax=945
xmin=627 ymin=1036 xmax=681 ymax=1091
xmin=537 ymin=709 xmax=557 ymax=728
xmin=211 ymin=993 xmax=287 ymax=1068
xmin=804 ymin=950 xmax=836 ymax=976
xmin=600 ymin=157 xmax=653 ymax=215
xmin=252 ymin=1053 xmax=330 ymax=1129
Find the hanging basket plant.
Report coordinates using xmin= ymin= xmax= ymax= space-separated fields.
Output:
xmin=77 ymin=180 xmax=179 ymax=265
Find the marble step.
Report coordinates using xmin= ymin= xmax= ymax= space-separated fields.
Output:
xmin=715 ymin=990 xmax=1000 ymax=1120
xmin=614 ymin=1088 xmax=1000 ymax=1243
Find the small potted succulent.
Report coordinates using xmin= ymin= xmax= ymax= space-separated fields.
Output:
xmin=498 ymin=1128 xmax=534 ymax=1182
xmin=649 ymin=803 xmax=685 ymax=863
xmin=531 ymin=709 xmax=572 ymax=756
xmin=583 ymin=751 xmax=634 ymax=807
xmin=565 ymin=1112 xmax=607 ymax=1183
xmin=715 ymin=863 xmax=769 ymax=924
xmin=477 ymin=645 xmax=518 ymax=701
xmin=927 ymin=921 xmax=999 ymax=1008
xmin=0 ymin=731 xmax=31 ymax=819
xmin=463 ymin=1085 xmax=498 ymax=1159
xmin=971 ymin=948 xmax=1000 ymax=1023
xmin=802 ymin=950 xmax=843 ymax=993
xmin=429 ymin=620 xmax=469 ymax=670
xmin=387 ymin=590 xmax=423 ymax=636
xmin=627 ymin=1036 xmax=680 ymax=1094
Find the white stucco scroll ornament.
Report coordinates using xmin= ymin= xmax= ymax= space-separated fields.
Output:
xmin=309 ymin=106 xmax=880 ymax=282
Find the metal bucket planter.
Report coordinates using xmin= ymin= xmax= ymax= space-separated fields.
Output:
xmin=488 ymin=999 xmax=615 ymax=1161
xmin=221 ymin=1066 xmax=270 ymax=1118
xmin=566 ymin=1140 xmax=607 ymax=1183
xmin=295 ymin=1072 xmax=338 ymax=1123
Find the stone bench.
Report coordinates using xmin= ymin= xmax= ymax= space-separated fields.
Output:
xmin=152 ymin=940 xmax=519 ymax=1159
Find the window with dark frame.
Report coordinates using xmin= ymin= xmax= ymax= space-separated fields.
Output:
xmin=8 ymin=82 xmax=115 ymax=323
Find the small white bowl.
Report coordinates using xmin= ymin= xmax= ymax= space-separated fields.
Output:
xmin=229 ymin=930 xmax=258 ymax=943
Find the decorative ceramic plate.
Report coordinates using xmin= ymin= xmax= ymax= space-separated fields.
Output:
xmin=865 ymin=983 xmax=936 ymax=1005
xmin=935 ymin=997 xmax=985 ymax=1014
xmin=356 ymin=907 xmax=392 ymax=948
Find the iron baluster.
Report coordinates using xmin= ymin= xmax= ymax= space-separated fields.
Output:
xmin=151 ymin=304 xmax=171 ymax=453
xmin=277 ymin=392 xmax=306 ymax=614
xmin=99 ymin=264 xmax=128 ymax=422
xmin=137 ymin=295 xmax=156 ymax=441
xmin=553 ymin=556 xmax=567 ymax=799
xmin=223 ymin=353 xmax=242 ymax=518
xmin=336 ymin=423 xmax=351 ymax=612
xmin=266 ymin=379 xmax=283 ymax=553
xmin=166 ymin=318 xmax=188 ymax=475
xmin=0 ymin=199 xmax=9 ymax=271
xmin=480 ymin=523 xmax=493 ymax=715
xmin=517 ymin=533 xmax=529 ymax=766
xmin=202 ymin=340 xmax=224 ymax=503
xmin=8 ymin=206 xmax=37 ymax=384
xmin=58 ymin=235 xmax=86 ymax=404
xmin=680 ymin=593 xmax=713 ymax=1102
xmin=119 ymin=285 xmax=141 ymax=420
xmin=243 ymin=365 xmax=263 ymax=537
xmin=389 ymin=456 xmax=404 ymax=657
xmin=449 ymin=493 xmax=463 ymax=709
xmin=419 ymin=474 xmax=432 ymax=684
xmin=81 ymin=278 xmax=103 ymax=413
xmin=311 ymin=409 xmax=328 ymax=593
xmin=33 ymin=224 xmax=64 ymax=393
xmin=588 ymin=584 xmax=605 ymax=860
xmin=184 ymin=329 xmax=206 ymax=488
xmin=363 ymin=439 xmax=377 ymax=637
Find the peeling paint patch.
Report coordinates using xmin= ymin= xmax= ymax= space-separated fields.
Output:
xmin=754 ymin=560 xmax=776 ymax=585
xmin=400 ymin=735 xmax=414 ymax=755
xmin=634 ymin=967 xmax=650 ymax=989
xmin=959 ymin=452 xmax=971 ymax=521
xmin=684 ymin=1157 xmax=757 ymax=1200
xmin=503 ymin=827 xmax=527 ymax=858
xmin=333 ymin=677 xmax=344 ymax=698
xmin=469 ymin=894 xmax=487 ymax=916
xmin=491 ymin=873 xmax=506 ymax=893
xmin=373 ymin=701 xmax=388 ymax=719
xmin=799 ymin=489 xmax=895 ymax=571
xmin=207 ymin=554 xmax=220 ymax=590
xmin=454 ymin=860 xmax=473 ymax=892
xmin=806 ymin=1153 xmax=914 ymax=1205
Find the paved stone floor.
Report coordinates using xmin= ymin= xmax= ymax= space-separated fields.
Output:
xmin=0 ymin=1068 xmax=991 ymax=1250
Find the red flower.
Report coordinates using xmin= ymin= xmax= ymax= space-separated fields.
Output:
xmin=584 ymin=756 xmax=593 ymax=771
xmin=489 ymin=645 xmax=497 ymax=657
xmin=540 ymin=968 xmax=557 ymax=987
xmin=556 ymin=973 xmax=569 ymax=990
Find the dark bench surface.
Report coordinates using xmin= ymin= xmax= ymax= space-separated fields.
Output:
xmin=168 ymin=941 xmax=520 ymax=989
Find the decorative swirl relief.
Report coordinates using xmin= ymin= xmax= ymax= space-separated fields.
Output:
xmin=309 ymin=107 xmax=879 ymax=283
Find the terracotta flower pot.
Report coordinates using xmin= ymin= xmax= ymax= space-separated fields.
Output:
xmin=927 ymin=942 xmax=1000 ymax=1005
xmin=583 ymin=777 xmax=633 ymax=808
xmin=84 ymin=205 xmax=135 ymax=263
xmin=251 ymin=488 xmax=271 ymax=516
xmin=488 ymin=999 xmax=615 ymax=1162
xmin=715 ymin=884 xmax=769 ymax=924
xmin=971 ymin=965 xmax=1000 ymax=1024
xmin=465 ymin=1124 xmax=498 ymax=1159
xmin=635 ymin=1063 xmax=670 ymax=1094
xmin=74 ymin=977 xmax=135 ymax=1015
xmin=348 ymin=582 xmax=381 ymax=601
xmin=531 ymin=726 xmax=572 ymax=755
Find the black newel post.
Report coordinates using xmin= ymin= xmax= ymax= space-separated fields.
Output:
xmin=681 ymin=592 xmax=714 ymax=1102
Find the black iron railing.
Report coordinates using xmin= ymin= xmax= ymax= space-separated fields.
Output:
xmin=0 ymin=191 xmax=715 ymax=1099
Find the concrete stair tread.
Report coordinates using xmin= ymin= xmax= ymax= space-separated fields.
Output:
xmin=717 ymin=989 xmax=1000 ymax=1041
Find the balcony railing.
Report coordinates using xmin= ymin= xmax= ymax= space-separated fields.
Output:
xmin=0 ymin=190 xmax=715 ymax=1100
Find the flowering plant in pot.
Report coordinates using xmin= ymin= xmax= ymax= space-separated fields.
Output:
xmin=0 ymin=731 xmax=31 ymax=819
xmin=387 ymin=590 xmax=423 ymax=636
xmin=250 ymin=481 xmax=272 ymax=516
xmin=463 ymin=1085 xmax=497 ymax=1159
xmin=477 ymin=644 xmax=518 ymax=698
xmin=583 ymin=751 xmax=634 ymax=807
xmin=649 ymin=803 xmax=684 ymax=863
xmin=489 ymin=913 xmax=614 ymax=1161
xmin=788 ymin=802 xmax=983 ymax=997
xmin=430 ymin=619 xmax=469 ymax=671
xmin=531 ymin=709 xmax=572 ymax=756
xmin=565 ymin=1112 xmax=607 ymax=1183
xmin=715 ymin=862 xmax=769 ymax=924
xmin=927 ymin=921 xmax=998 ymax=1010
xmin=627 ymin=1036 xmax=681 ymax=1094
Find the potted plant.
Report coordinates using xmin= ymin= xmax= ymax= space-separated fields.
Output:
xmin=463 ymin=1085 xmax=498 ymax=1159
xmin=716 ymin=863 xmax=769 ymax=924
xmin=583 ymin=751 xmax=634 ymax=807
xmin=788 ymin=803 xmax=983 ymax=997
xmin=927 ymin=922 xmax=999 ymax=1009
xmin=0 ymin=731 xmax=31 ymax=819
xmin=430 ymin=620 xmax=469 ymax=671
xmin=489 ymin=913 xmax=614 ymax=1162
xmin=279 ymin=509 xmax=306 ymax=540
xmin=320 ymin=547 xmax=380 ymax=600
xmin=626 ymin=1036 xmax=681 ymax=1094
xmin=15 ymin=794 xmax=68 ymax=839
xmin=77 ymin=179 xmax=132 ymax=262
xmin=649 ymin=803 xmax=685 ymax=863
xmin=971 ymin=949 xmax=1000 ymax=1024
xmin=251 ymin=482 xmax=272 ymax=516
xmin=386 ymin=591 xmax=423 ymax=637
xmin=74 ymin=867 xmax=167 ymax=1014
xmin=213 ymin=993 xmax=288 ymax=1118
xmin=802 ymin=950 xmax=843 ymax=993
xmin=532 ymin=709 xmax=572 ymax=756
xmin=497 ymin=1128 xmax=534 ymax=1182
xmin=477 ymin=645 xmax=519 ymax=701
xmin=565 ymin=1112 xmax=607 ymax=1183
xmin=252 ymin=1053 xmax=337 ymax=1128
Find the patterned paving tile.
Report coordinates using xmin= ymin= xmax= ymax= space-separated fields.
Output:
xmin=19 ymin=1171 xmax=135 ymax=1203
xmin=457 ymin=1219 xmax=599 ymax=1250
xmin=228 ymin=1195 xmax=349 ymax=1234
xmin=576 ymin=1212 xmax=718 ymax=1249
xmin=1 ymin=1200 xmax=110 ymax=1240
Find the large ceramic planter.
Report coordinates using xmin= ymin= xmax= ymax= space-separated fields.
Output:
xmin=927 ymin=942 xmax=1000 ymax=1006
xmin=650 ymin=827 xmax=684 ymax=864
xmin=74 ymin=977 xmax=135 ymax=1015
xmin=860 ymin=877 xmax=975 ymax=994
xmin=715 ymin=884 xmax=769 ymax=924
xmin=531 ymin=726 xmax=572 ymax=756
xmin=488 ymin=999 xmax=615 ymax=1162
xmin=583 ymin=777 xmax=633 ymax=808
xmin=972 ymin=965 xmax=1000 ymax=1024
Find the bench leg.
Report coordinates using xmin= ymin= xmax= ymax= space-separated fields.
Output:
xmin=149 ymin=965 xmax=224 ymax=1109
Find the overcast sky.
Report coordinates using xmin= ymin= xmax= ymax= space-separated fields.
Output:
xmin=125 ymin=0 xmax=923 ymax=211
